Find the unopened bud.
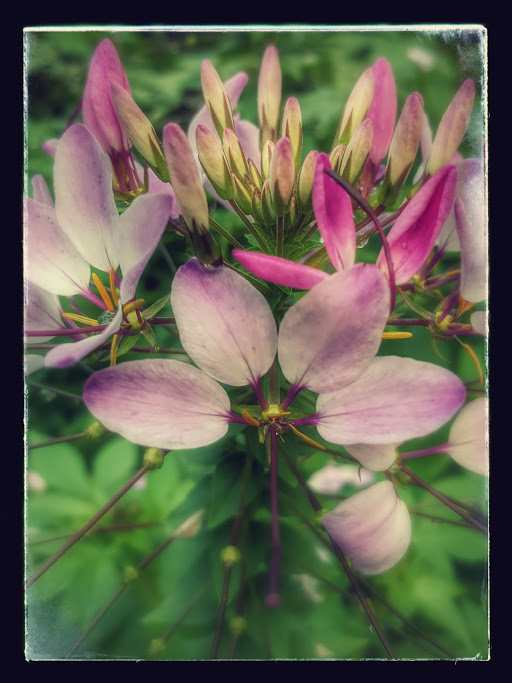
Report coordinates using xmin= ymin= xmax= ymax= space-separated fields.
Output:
xmin=339 ymin=119 xmax=373 ymax=184
xmin=230 ymin=616 xmax=248 ymax=636
xmin=261 ymin=179 xmax=276 ymax=224
xmin=232 ymin=173 xmax=254 ymax=215
xmin=223 ymin=128 xmax=249 ymax=178
xmin=196 ymin=124 xmax=235 ymax=200
xmin=269 ymin=137 xmax=295 ymax=216
xmin=258 ymin=45 xmax=282 ymax=148
xmin=261 ymin=139 xmax=275 ymax=181
xmin=379 ymin=92 xmax=424 ymax=207
xmin=123 ymin=565 xmax=139 ymax=584
xmin=297 ymin=149 xmax=319 ymax=213
xmin=426 ymin=79 xmax=475 ymax=177
xmin=201 ymin=60 xmax=236 ymax=137
xmin=334 ymin=67 xmax=375 ymax=148
xmin=86 ymin=420 xmax=104 ymax=439
xmin=251 ymin=187 xmax=266 ymax=224
xmin=248 ymin=158 xmax=263 ymax=191
xmin=110 ymin=84 xmax=169 ymax=182
xmin=281 ymin=97 xmax=303 ymax=170
xmin=148 ymin=637 xmax=166 ymax=656
xmin=220 ymin=545 xmax=242 ymax=567
xmin=328 ymin=144 xmax=346 ymax=175
xmin=143 ymin=447 xmax=165 ymax=470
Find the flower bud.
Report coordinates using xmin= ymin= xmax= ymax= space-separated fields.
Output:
xmin=123 ymin=565 xmax=140 ymax=583
xmin=223 ymin=128 xmax=250 ymax=178
xmin=248 ymin=158 xmax=263 ymax=191
xmin=231 ymin=173 xmax=254 ymax=215
xmin=378 ymin=92 xmax=424 ymax=207
xmin=148 ymin=638 xmax=166 ymax=656
xmin=426 ymin=79 xmax=475 ymax=177
xmin=269 ymin=137 xmax=295 ymax=216
xmin=110 ymin=84 xmax=170 ymax=182
xmin=261 ymin=179 xmax=276 ymax=224
xmin=281 ymin=97 xmax=303 ymax=169
xmin=143 ymin=447 xmax=165 ymax=470
xmin=328 ymin=144 xmax=346 ymax=175
xmin=86 ymin=420 xmax=105 ymax=439
xmin=297 ymin=149 xmax=319 ymax=213
xmin=334 ymin=67 xmax=375 ymax=148
xmin=220 ymin=545 xmax=242 ymax=567
xmin=230 ymin=616 xmax=248 ymax=636
xmin=82 ymin=39 xmax=132 ymax=156
xmin=196 ymin=124 xmax=235 ymax=200
xmin=339 ymin=119 xmax=373 ymax=184
xmin=251 ymin=187 xmax=266 ymax=224
xmin=366 ymin=58 xmax=397 ymax=166
xmin=258 ymin=45 xmax=282 ymax=147
xmin=201 ymin=60 xmax=236 ymax=138
xmin=261 ymin=139 xmax=275 ymax=181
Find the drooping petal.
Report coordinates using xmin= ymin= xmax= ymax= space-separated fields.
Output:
xmin=308 ymin=463 xmax=375 ymax=495
xmin=31 ymin=174 xmax=53 ymax=207
xmin=448 ymin=398 xmax=488 ymax=476
xmin=316 ymin=356 xmax=466 ymax=445
xmin=377 ymin=165 xmax=457 ymax=285
xmin=25 ymin=281 xmax=63 ymax=343
xmin=278 ymin=264 xmax=389 ymax=394
xmin=312 ymin=153 xmax=356 ymax=271
xmin=322 ymin=480 xmax=411 ymax=575
xmin=82 ymin=38 xmax=132 ymax=155
xmin=171 ymin=259 xmax=277 ymax=387
xmin=83 ymin=359 xmax=231 ymax=449
xmin=44 ymin=307 xmax=123 ymax=369
xmin=471 ymin=310 xmax=487 ymax=336
xmin=54 ymin=124 xmax=120 ymax=271
xmin=42 ymin=138 xmax=59 ymax=157
xmin=344 ymin=443 xmax=398 ymax=472
xmin=233 ymin=250 xmax=329 ymax=290
xmin=118 ymin=193 xmax=176 ymax=302
xmin=454 ymin=199 xmax=487 ymax=303
xmin=366 ymin=58 xmax=397 ymax=166
xmin=24 ymin=197 xmax=91 ymax=296
xmin=25 ymin=355 xmax=46 ymax=375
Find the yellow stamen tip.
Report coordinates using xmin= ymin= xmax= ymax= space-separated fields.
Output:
xmin=288 ymin=423 xmax=326 ymax=450
xmin=92 ymin=273 xmax=114 ymax=312
xmin=61 ymin=312 xmax=99 ymax=327
xmin=110 ymin=334 xmax=120 ymax=366
xmin=109 ymin=267 xmax=119 ymax=307
xmin=382 ymin=331 xmax=413 ymax=340
xmin=242 ymin=409 xmax=261 ymax=427
xmin=123 ymin=299 xmax=145 ymax=314
xmin=458 ymin=339 xmax=484 ymax=385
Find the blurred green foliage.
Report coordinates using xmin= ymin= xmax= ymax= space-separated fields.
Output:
xmin=24 ymin=28 xmax=487 ymax=661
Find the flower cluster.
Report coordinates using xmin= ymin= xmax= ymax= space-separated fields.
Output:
xmin=25 ymin=35 xmax=487 ymax=630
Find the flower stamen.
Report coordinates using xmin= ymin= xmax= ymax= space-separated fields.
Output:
xmin=109 ymin=267 xmax=119 ymax=307
xmin=61 ymin=312 xmax=99 ymax=327
xmin=92 ymin=273 xmax=114 ymax=311
xmin=288 ymin=423 xmax=326 ymax=450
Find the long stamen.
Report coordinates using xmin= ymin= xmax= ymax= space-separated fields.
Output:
xmin=123 ymin=299 xmax=145 ymax=314
xmin=288 ymin=423 xmax=326 ymax=450
xmin=242 ymin=410 xmax=261 ymax=427
xmin=456 ymin=338 xmax=484 ymax=384
xmin=92 ymin=273 xmax=114 ymax=312
xmin=109 ymin=268 xmax=119 ymax=307
xmin=382 ymin=331 xmax=413 ymax=340
xmin=62 ymin=312 xmax=99 ymax=327
xmin=110 ymin=335 xmax=121 ymax=366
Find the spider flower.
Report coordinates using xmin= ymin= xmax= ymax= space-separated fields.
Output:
xmin=24 ymin=123 xmax=174 ymax=368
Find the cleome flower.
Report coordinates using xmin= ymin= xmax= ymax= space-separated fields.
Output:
xmin=24 ymin=123 xmax=174 ymax=368
xmin=83 ymin=258 xmax=466 ymax=573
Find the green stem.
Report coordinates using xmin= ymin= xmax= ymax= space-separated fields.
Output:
xmin=27 ymin=432 xmax=88 ymax=450
xmin=276 ymin=215 xmax=284 ymax=256
xmin=209 ymin=216 xmax=245 ymax=250
xmin=28 ymin=522 xmax=160 ymax=547
xmin=229 ymin=200 xmax=269 ymax=251
xmin=27 ymin=382 xmax=83 ymax=402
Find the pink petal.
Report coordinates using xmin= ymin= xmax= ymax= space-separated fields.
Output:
xmin=278 ymin=264 xmax=389 ymax=394
xmin=171 ymin=259 xmax=277 ymax=387
xmin=448 ymin=398 xmax=488 ymax=476
xmin=235 ymin=117 xmax=261 ymax=171
xmin=312 ymin=153 xmax=355 ymax=271
xmin=308 ymin=463 xmax=375 ymax=495
xmin=83 ymin=359 xmax=231 ymax=449
xmin=233 ymin=249 xmax=329 ymax=290
xmin=25 ymin=281 xmax=63 ymax=343
xmin=322 ymin=480 xmax=411 ymax=574
xmin=454 ymin=198 xmax=487 ymax=303
xmin=316 ymin=356 xmax=466 ymax=445
xmin=31 ymin=175 xmax=53 ymax=207
xmin=54 ymin=124 xmax=120 ymax=272
xmin=366 ymin=58 xmax=397 ymax=165
xmin=44 ymin=307 xmax=124 ymax=368
xmin=42 ymin=138 xmax=59 ymax=158
xmin=24 ymin=197 xmax=91 ymax=296
xmin=118 ymin=193 xmax=176 ymax=302
xmin=377 ymin=165 xmax=457 ymax=285
xmin=344 ymin=443 xmax=398 ymax=472
xmin=146 ymin=168 xmax=181 ymax=219
xmin=82 ymin=38 xmax=131 ymax=155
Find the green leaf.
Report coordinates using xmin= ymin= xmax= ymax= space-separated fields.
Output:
xmin=142 ymin=294 xmax=171 ymax=320
xmin=92 ymin=437 xmax=140 ymax=495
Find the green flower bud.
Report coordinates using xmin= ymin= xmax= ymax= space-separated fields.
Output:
xmin=196 ymin=125 xmax=235 ymax=201
xmin=148 ymin=637 xmax=166 ymax=656
xmin=123 ymin=565 xmax=139 ymax=584
xmin=258 ymin=45 xmax=282 ymax=148
xmin=328 ymin=144 xmax=346 ymax=175
xmin=220 ymin=545 xmax=242 ymax=567
xmin=261 ymin=140 xmax=274 ymax=181
xmin=201 ymin=60 xmax=236 ymax=138
xmin=339 ymin=119 xmax=373 ymax=185
xmin=269 ymin=137 xmax=295 ymax=216
xmin=143 ymin=447 xmax=165 ymax=470
xmin=223 ymin=128 xmax=250 ymax=178
xmin=86 ymin=421 xmax=105 ymax=439
xmin=334 ymin=67 xmax=375 ymax=148
xmin=297 ymin=150 xmax=318 ymax=214
xmin=230 ymin=616 xmax=248 ymax=636
xmin=281 ymin=96 xmax=303 ymax=170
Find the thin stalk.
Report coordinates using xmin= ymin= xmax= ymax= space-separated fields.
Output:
xmin=281 ymin=451 xmax=395 ymax=658
xmin=29 ymin=522 xmax=160 ymax=547
xmin=276 ymin=215 xmax=284 ymax=257
xmin=27 ymin=382 xmax=83 ymax=402
xmin=302 ymin=221 xmax=319 ymax=242
xmin=209 ymin=216 xmax=245 ymax=249
xmin=398 ymin=464 xmax=488 ymax=534
xmin=146 ymin=317 xmax=176 ymax=325
xmin=210 ymin=454 xmax=252 ymax=659
xmin=25 ymin=325 xmax=107 ymax=337
xmin=158 ymin=242 xmax=177 ymax=275
xmin=27 ymin=432 xmax=88 ymax=450
xmin=386 ymin=318 xmax=431 ymax=326
xmin=26 ymin=465 xmax=150 ymax=589
xmin=286 ymin=213 xmax=307 ymax=244
xmin=229 ymin=200 xmax=268 ymax=251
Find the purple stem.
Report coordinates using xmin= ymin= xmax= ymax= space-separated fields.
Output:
xmin=423 ymin=274 xmax=460 ymax=291
xmin=265 ymin=428 xmax=281 ymax=608
xmin=280 ymin=384 xmax=304 ymax=410
xmin=26 ymin=325 xmax=108 ymax=337
xmin=421 ymin=245 xmax=445 ymax=278
xmin=437 ymin=284 xmax=460 ymax=323
xmin=400 ymin=443 xmax=450 ymax=460
xmin=387 ymin=318 xmax=431 ymax=326
xmin=252 ymin=378 xmax=268 ymax=410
